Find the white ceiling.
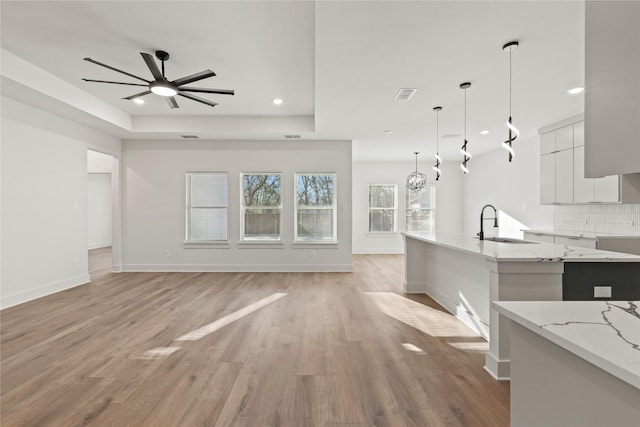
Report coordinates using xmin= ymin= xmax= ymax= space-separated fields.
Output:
xmin=1 ymin=1 xmax=585 ymax=161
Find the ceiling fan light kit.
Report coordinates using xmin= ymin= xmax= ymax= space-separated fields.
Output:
xmin=83 ymin=50 xmax=234 ymax=109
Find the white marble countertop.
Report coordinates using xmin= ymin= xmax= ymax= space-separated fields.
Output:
xmin=402 ymin=232 xmax=640 ymax=262
xmin=493 ymin=300 xmax=640 ymax=390
xmin=524 ymin=229 xmax=640 ymax=240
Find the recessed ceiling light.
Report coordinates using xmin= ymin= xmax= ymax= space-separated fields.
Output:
xmin=383 ymin=130 xmax=393 ymax=134
xmin=133 ymin=98 xmax=145 ymax=105
xmin=567 ymin=87 xmax=584 ymax=95
xmin=273 ymin=98 xmax=283 ymax=105
xmin=480 ymin=130 xmax=490 ymax=135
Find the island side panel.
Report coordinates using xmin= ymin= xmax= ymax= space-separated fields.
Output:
xmin=424 ymin=244 xmax=491 ymax=340
xmin=485 ymin=261 xmax=564 ymax=380
xmin=403 ymin=235 xmax=428 ymax=293
xmin=510 ymin=322 xmax=640 ymax=427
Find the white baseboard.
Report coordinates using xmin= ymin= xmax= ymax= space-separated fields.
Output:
xmin=484 ymin=352 xmax=511 ymax=381
xmin=122 ymin=263 xmax=353 ymax=273
xmin=352 ymin=248 xmax=404 ymax=254
xmin=1 ymin=273 xmax=91 ymax=309
xmin=88 ymin=242 xmax=112 ymax=250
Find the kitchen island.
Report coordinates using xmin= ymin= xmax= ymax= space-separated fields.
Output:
xmin=402 ymin=232 xmax=640 ymax=379
xmin=494 ymin=300 xmax=640 ymax=427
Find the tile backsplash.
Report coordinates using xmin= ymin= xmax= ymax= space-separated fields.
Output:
xmin=555 ymin=204 xmax=640 ymax=235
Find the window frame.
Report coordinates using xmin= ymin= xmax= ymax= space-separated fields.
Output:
xmin=294 ymin=172 xmax=338 ymax=243
xmin=185 ymin=172 xmax=229 ymax=244
xmin=240 ymin=172 xmax=283 ymax=242
xmin=368 ymin=184 xmax=398 ymax=233
xmin=405 ymin=183 xmax=436 ymax=233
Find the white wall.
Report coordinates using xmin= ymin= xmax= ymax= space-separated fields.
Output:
xmin=88 ymin=173 xmax=112 ymax=249
xmin=87 ymin=150 xmax=114 ymax=173
xmin=121 ymin=139 xmax=352 ymax=272
xmin=352 ymin=161 xmax=463 ymax=253
xmin=1 ymin=96 xmax=121 ymax=308
xmin=462 ymin=135 xmax=554 ymax=238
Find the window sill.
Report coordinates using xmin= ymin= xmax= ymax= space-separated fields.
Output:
xmin=292 ymin=241 xmax=339 ymax=249
xmin=184 ymin=242 xmax=230 ymax=249
xmin=237 ymin=241 xmax=285 ymax=249
xmin=366 ymin=232 xmax=400 ymax=237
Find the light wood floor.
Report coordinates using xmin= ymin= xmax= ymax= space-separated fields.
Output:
xmin=1 ymin=250 xmax=509 ymax=426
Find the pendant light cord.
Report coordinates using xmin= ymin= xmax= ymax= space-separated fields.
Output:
xmin=509 ymin=47 xmax=512 ymax=117
xmin=436 ymin=110 xmax=439 ymax=152
xmin=464 ymin=88 xmax=467 ymax=140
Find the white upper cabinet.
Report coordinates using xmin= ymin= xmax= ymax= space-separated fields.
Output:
xmin=538 ymin=118 xmax=639 ymax=204
xmin=585 ymin=1 xmax=640 ymax=176
xmin=573 ymin=145 xmax=594 ymax=203
xmin=555 ymin=149 xmax=573 ymax=204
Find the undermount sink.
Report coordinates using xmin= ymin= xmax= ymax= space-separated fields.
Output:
xmin=478 ymin=236 xmax=540 ymax=244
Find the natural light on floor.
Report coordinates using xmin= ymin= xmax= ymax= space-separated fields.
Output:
xmin=138 ymin=292 xmax=287 ymax=359
xmin=366 ymin=292 xmax=479 ymax=338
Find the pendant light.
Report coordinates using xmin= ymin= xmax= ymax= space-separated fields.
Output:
xmin=432 ymin=106 xmax=443 ymax=181
xmin=406 ymin=152 xmax=427 ymax=191
xmin=459 ymin=82 xmax=472 ymax=174
xmin=503 ymin=40 xmax=520 ymax=161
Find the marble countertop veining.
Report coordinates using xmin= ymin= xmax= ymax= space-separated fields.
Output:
xmin=402 ymin=232 xmax=640 ymax=262
xmin=493 ymin=300 xmax=640 ymax=390
xmin=523 ymin=229 xmax=640 ymax=239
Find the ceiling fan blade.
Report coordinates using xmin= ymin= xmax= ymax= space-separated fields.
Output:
xmin=172 ymin=70 xmax=216 ymax=87
xmin=178 ymin=92 xmax=218 ymax=107
xmin=82 ymin=78 xmax=148 ymax=87
xmin=122 ymin=90 xmax=152 ymax=100
xmin=166 ymin=96 xmax=179 ymax=109
xmin=178 ymin=87 xmax=234 ymax=96
xmin=140 ymin=52 xmax=165 ymax=81
xmin=84 ymin=58 xmax=149 ymax=83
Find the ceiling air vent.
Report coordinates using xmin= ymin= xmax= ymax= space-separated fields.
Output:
xmin=181 ymin=135 xmax=199 ymax=139
xmin=284 ymin=134 xmax=301 ymax=139
xmin=394 ymin=88 xmax=418 ymax=101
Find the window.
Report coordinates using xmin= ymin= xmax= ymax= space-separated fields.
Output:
xmin=186 ymin=173 xmax=228 ymax=242
xmin=368 ymin=184 xmax=397 ymax=232
xmin=241 ymin=174 xmax=282 ymax=241
xmin=295 ymin=173 xmax=337 ymax=242
xmin=406 ymin=184 xmax=436 ymax=232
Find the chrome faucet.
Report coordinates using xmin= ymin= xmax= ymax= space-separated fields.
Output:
xmin=478 ymin=204 xmax=498 ymax=240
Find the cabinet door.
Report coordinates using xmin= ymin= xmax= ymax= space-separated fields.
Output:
xmin=555 ymin=125 xmax=574 ymax=151
xmin=555 ymin=149 xmax=574 ymax=203
xmin=573 ymin=121 xmax=584 ymax=147
xmin=573 ymin=145 xmax=595 ymax=203
xmin=540 ymin=132 xmax=556 ymax=155
xmin=594 ymin=175 xmax=620 ymax=202
xmin=540 ymin=153 xmax=556 ymax=204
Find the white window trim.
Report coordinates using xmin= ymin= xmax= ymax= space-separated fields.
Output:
xmin=405 ymin=183 xmax=436 ymax=233
xmin=368 ymin=183 xmax=398 ymax=233
xmin=185 ymin=172 xmax=229 ymax=243
xmin=294 ymin=172 xmax=338 ymax=243
xmin=240 ymin=172 xmax=283 ymax=242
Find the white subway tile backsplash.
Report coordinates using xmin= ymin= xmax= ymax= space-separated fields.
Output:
xmin=555 ymin=204 xmax=640 ymax=235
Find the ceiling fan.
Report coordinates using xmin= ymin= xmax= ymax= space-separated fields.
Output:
xmin=82 ymin=50 xmax=234 ymax=108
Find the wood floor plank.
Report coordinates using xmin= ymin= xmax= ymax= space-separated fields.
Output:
xmin=0 ymin=250 xmax=509 ymax=426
